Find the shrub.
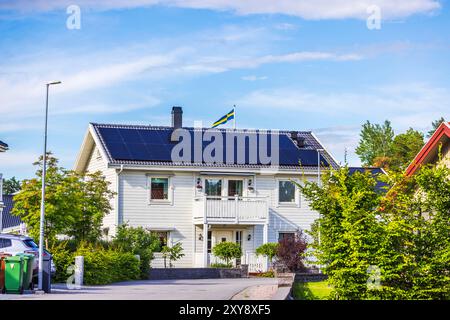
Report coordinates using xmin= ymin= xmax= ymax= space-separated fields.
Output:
xmin=112 ymin=224 xmax=160 ymax=278
xmin=210 ymin=262 xmax=232 ymax=268
xmin=212 ymin=242 xmax=242 ymax=266
xmin=161 ymin=242 xmax=185 ymax=268
xmin=48 ymin=241 xmax=75 ymax=283
xmin=256 ymin=243 xmax=279 ymax=264
xmin=254 ymin=270 xmax=275 ymax=278
xmin=74 ymin=242 xmax=140 ymax=285
xmin=276 ymin=231 xmax=308 ymax=272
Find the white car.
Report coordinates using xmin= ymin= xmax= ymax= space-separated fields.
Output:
xmin=0 ymin=234 xmax=56 ymax=278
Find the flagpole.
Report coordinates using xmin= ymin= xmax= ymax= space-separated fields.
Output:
xmin=233 ymin=104 xmax=236 ymax=129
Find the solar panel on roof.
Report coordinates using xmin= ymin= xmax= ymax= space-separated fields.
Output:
xmin=95 ymin=125 xmax=333 ymax=167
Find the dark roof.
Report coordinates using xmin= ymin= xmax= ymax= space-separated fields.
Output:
xmin=348 ymin=167 xmax=388 ymax=193
xmin=91 ymin=123 xmax=339 ymax=170
xmin=1 ymin=195 xmax=22 ymax=229
xmin=0 ymin=140 xmax=8 ymax=150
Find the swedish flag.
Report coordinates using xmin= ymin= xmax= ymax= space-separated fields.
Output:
xmin=212 ymin=108 xmax=235 ymax=128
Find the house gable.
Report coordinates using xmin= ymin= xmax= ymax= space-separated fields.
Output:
xmin=406 ymin=122 xmax=450 ymax=176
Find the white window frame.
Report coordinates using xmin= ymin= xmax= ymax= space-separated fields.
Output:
xmin=276 ymin=178 xmax=300 ymax=207
xmin=147 ymin=175 xmax=174 ymax=205
xmin=203 ymin=177 xmax=224 ymax=197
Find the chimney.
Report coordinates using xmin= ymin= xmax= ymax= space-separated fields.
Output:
xmin=172 ymin=106 xmax=183 ymax=129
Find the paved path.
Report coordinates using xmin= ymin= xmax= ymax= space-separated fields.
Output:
xmin=0 ymin=278 xmax=279 ymax=300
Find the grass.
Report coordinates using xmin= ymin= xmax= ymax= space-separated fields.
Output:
xmin=293 ymin=281 xmax=332 ymax=300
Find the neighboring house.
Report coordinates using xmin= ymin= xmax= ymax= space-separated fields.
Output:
xmin=74 ymin=107 xmax=339 ymax=271
xmin=406 ymin=122 xmax=450 ymax=176
xmin=0 ymin=140 xmax=8 ymax=152
xmin=348 ymin=167 xmax=388 ymax=192
xmin=0 ymin=194 xmax=24 ymax=234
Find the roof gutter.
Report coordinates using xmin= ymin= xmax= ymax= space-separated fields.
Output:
xmin=115 ymin=164 xmax=124 ymax=231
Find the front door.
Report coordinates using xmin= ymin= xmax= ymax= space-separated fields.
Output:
xmin=211 ymin=230 xmax=234 ymax=265
xmin=212 ymin=230 xmax=233 ymax=247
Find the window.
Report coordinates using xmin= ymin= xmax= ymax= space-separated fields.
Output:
xmin=23 ymin=239 xmax=38 ymax=249
xmin=205 ymin=179 xmax=222 ymax=196
xmin=152 ymin=231 xmax=169 ymax=252
xmin=279 ymin=180 xmax=296 ymax=203
xmin=278 ymin=232 xmax=295 ymax=242
xmin=207 ymin=231 xmax=212 ymax=253
xmin=228 ymin=180 xmax=243 ymax=197
xmin=0 ymin=238 xmax=12 ymax=249
xmin=235 ymin=231 xmax=243 ymax=248
xmin=150 ymin=177 xmax=169 ymax=200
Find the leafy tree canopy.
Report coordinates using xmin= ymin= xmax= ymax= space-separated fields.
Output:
xmin=2 ymin=176 xmax=21 ymax=194
xmin=12 ymin=153 xmax=115 ymax=245
xmin=427 ymin=117 xmax=446 ymax=138
xmin=356 ymin=121 xmax=424 ymax=172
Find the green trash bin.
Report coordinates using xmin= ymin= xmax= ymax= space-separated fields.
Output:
xmin=4 ymin=256 xmax=24 ymax=294
xmin=16 ymin=253 xmax=35 ymax=291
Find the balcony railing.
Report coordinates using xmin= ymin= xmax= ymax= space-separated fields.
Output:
xmin=193 ymin=195 xmax=268 ymax=224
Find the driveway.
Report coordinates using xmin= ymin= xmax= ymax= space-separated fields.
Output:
xmin=0 ymin=278 xmax=279 ymax=300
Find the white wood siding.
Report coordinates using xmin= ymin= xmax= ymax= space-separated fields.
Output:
xmin=85 ymin=146 xmax=117 ymax=237
xmin=119 ymin=171 xmax=195 ymax=267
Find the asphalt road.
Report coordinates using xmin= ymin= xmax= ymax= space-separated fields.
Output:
xmin=0 ymin=278 xmax=279 ymax=300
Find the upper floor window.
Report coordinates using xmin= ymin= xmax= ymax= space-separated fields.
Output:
xmin=205 ymin=179 xmax=222 ymax=196
xmin=149 ymin=177 xmax=171 ymax=203
xmin=279 ymin=180 xmax=296 ymax=203
xmin=228 ymin=180 xmax=243 ymax=197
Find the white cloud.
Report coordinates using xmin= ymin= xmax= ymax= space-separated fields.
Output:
xmin=0 ymin=0 xmax=441 ymax=20
xmin=237 ymin=84 xmax=450 ymax=166
xmin=237 ymin=83 xmax=450 ymax=117
xmin=242 ymin=75 xmax=268 ymax=81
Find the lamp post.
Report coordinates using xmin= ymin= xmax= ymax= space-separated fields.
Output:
xmin=38 ymin=81 xmax=61 ymax=292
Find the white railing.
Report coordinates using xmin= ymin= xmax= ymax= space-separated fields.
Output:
xmin=193 ymin=196 xmax=268 ymax=223
xmin=245 ymin=251 xmax=268 ymax=273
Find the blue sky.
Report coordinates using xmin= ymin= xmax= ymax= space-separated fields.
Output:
xmin=0 ymin=0 xmax=449 ymax=180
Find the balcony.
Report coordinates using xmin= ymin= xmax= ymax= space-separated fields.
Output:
xmin=193 ymin=195 xmax=269 ymax=224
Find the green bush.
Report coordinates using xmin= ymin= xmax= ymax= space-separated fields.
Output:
xmin=255 ymin=243 xmax=279 ymax=264
xmin=161 ymin=242 xmax=185 ymax=268
xmin=210 ymin=262 xmax=233 ymax=268
xmin=212 ymin=242 xmax=242 ymax=266
xmin=49 ymin=241 xmax=75 ymax=283
xmin=49 ymin=241 xmax=140 ymax=285
xmin=75 ymin=243 xmax=140 ymax=285
xmin=112 ymin=224 xmax=160 ymax=278
xmin=253 ymin=270 xmax=275 ymax=278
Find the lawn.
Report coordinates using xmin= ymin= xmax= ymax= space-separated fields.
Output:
xmin=293 ymin=281 xmax=332 ymax=300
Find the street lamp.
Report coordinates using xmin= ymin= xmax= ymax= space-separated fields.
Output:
xmin=38 ymin=80 xmax=61 ymax=292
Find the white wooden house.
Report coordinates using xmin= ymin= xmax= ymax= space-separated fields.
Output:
xmin=74 ymin=107 xmax=339 ymax=271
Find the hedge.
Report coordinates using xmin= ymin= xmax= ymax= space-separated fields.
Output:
xmin=50 ymin=242 xmax=140 ymax=285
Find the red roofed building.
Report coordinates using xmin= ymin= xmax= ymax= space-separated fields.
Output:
xmin=406 ymin=122 xmax=450 ymax=176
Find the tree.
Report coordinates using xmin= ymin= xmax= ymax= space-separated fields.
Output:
xmin=355 ymin=120 xmax=394 ymax=167
xmin=212 ymin=242 xmax=242 ymax=267
xmin=298 ymin=164 xmax=449 ymax=300
xmin=298 ymin=167 xmax=385 ymax=299
xmin=355 ymin=121 xmax=425 ymax=172
xmin=12 ymin=153 xmax=115 ymax=245
xmin=161 ymin=242 xmax=185 ymax=268
xmin=275 ymin=231 xmax=308 ymax=272
xmin=427 ymin=117 xmax=446 ymax=138
xmin=2 ymin=177 xmax=21 ymax=194
xmin=256 ymin=243 xmax=278 ymax=265
xmin=390 ymin=128 xmax=424 ymax=171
